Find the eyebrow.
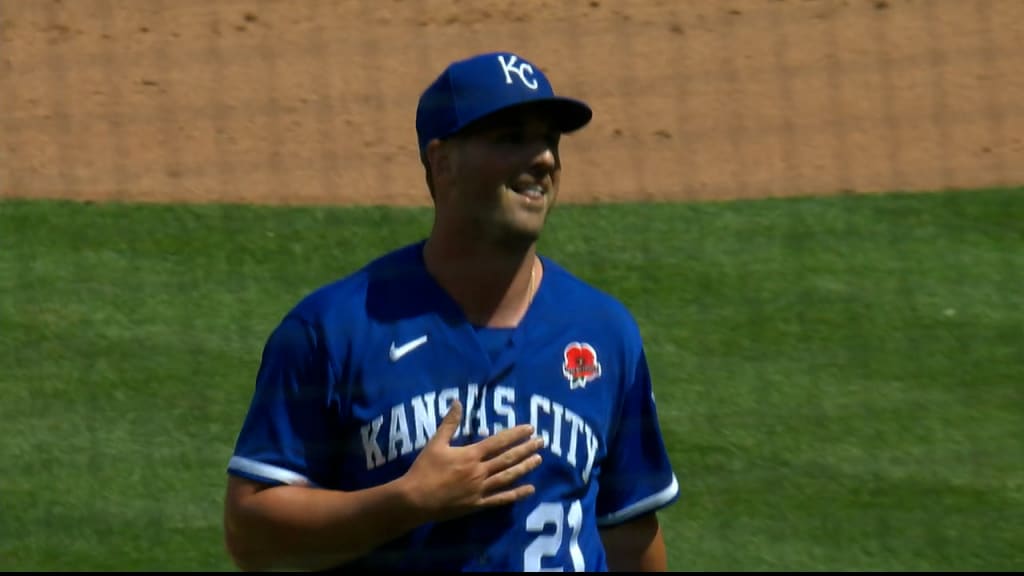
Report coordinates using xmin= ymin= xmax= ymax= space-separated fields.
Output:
xmin=465 ymin=108 xmax=558 ymax=133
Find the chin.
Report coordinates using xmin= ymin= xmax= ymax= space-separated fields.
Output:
xmin=483 ymin=193 xmax=554 ymax=247
xmin=491 ymin=219 xmax=545 ymax=251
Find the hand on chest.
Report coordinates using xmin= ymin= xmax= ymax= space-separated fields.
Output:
xmin=352 ymin=325 xmax=618 ymax=483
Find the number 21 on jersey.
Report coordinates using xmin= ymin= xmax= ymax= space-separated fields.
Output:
xmin=524 ymin=500 xmax=584 ymax=571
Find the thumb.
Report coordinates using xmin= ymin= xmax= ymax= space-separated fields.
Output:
xmin=435 ymin=399 xmax=463 ymax=444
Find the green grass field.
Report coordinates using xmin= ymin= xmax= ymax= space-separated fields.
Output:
xmin=2 ymin=188 xmax=1022 ymax=571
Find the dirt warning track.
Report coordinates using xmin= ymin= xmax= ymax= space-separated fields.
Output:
xmin=2 ymin=0 xmax=1022 ymax=206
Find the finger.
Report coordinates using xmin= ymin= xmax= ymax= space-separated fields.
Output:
xmin=478 ymin=483 xmax=537 ymax=508
xmin=474 ymin=423 xmax=536 ymax=459
xmin=484 ymin=453 xmax=543 ymax=494
xmin=484 ymin=435 xmax=544 ymax=475
xmin=433 ymin=399 xmax=463 ymax=445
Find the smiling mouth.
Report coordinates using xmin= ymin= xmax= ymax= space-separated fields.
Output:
xmin=509 ymin=182 xmax=545 ymax=200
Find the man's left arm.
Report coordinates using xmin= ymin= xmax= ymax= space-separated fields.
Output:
xmin=599 ymin=511 xmax=668 ymax=572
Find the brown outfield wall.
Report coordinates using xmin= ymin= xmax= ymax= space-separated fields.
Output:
xmin=2 ymin=0 xmax=1022 ymax=207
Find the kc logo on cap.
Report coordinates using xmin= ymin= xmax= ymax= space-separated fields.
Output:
xmin=497 ymin=54 xmax=539 ymax=90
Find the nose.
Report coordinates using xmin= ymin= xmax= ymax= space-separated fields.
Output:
xmin=527 ymin=138 xmax=559 ymax=173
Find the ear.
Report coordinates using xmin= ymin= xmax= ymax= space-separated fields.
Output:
xmin=426 ymin=139 xmax=454 ymax=186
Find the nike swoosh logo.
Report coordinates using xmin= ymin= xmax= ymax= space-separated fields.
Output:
xmin=389 ymin=335 xmax=428 ymax=362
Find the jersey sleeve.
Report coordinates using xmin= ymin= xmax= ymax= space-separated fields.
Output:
xmin=595 ymin=346 xmax=680 ymax=527
xmin=227 ymin=314 xmax=338 ymax=487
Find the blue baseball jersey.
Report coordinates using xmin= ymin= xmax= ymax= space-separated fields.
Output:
xmin=227 ymin=241 xmax=680 ymax=571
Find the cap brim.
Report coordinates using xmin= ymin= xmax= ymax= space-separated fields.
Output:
xmin=535 ymin=97 xmax=594 ymax=134
xmin=456 ymin=97 xmax=593 ymax=138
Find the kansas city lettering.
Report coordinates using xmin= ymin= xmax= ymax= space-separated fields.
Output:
xmin=360 ymin=386 xmax=600 ymax=483
xmin=529 ymin=395 xmax=599 ymax=482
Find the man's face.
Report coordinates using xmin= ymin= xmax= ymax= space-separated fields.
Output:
xmin=438 ymin=108 xmax=563 ymax=248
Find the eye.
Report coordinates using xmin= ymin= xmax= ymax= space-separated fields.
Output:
xmin=493 ymin=129 xmax=525 ymax=145
xmin=487 ymin=128 xmax=560 ymax=150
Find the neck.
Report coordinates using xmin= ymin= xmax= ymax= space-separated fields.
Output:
xmin=423 ymin=228 xmax=540 ymax=328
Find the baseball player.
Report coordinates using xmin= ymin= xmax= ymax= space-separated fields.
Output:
xmin=223 ymin=51 xmax=680 ymax=572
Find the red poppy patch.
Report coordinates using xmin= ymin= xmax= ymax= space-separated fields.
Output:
xmin=562 ymin=342 xmax=602 ymax=389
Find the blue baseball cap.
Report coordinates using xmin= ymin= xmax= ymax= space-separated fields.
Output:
xmin=415 ymin=51 xmax=593 ymax=155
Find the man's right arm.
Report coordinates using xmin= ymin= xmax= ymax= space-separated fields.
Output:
xmin=223 ymin=400 xmax=544 ymax=572
xmin=223 ymin=474 xmax=426 ymax=572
